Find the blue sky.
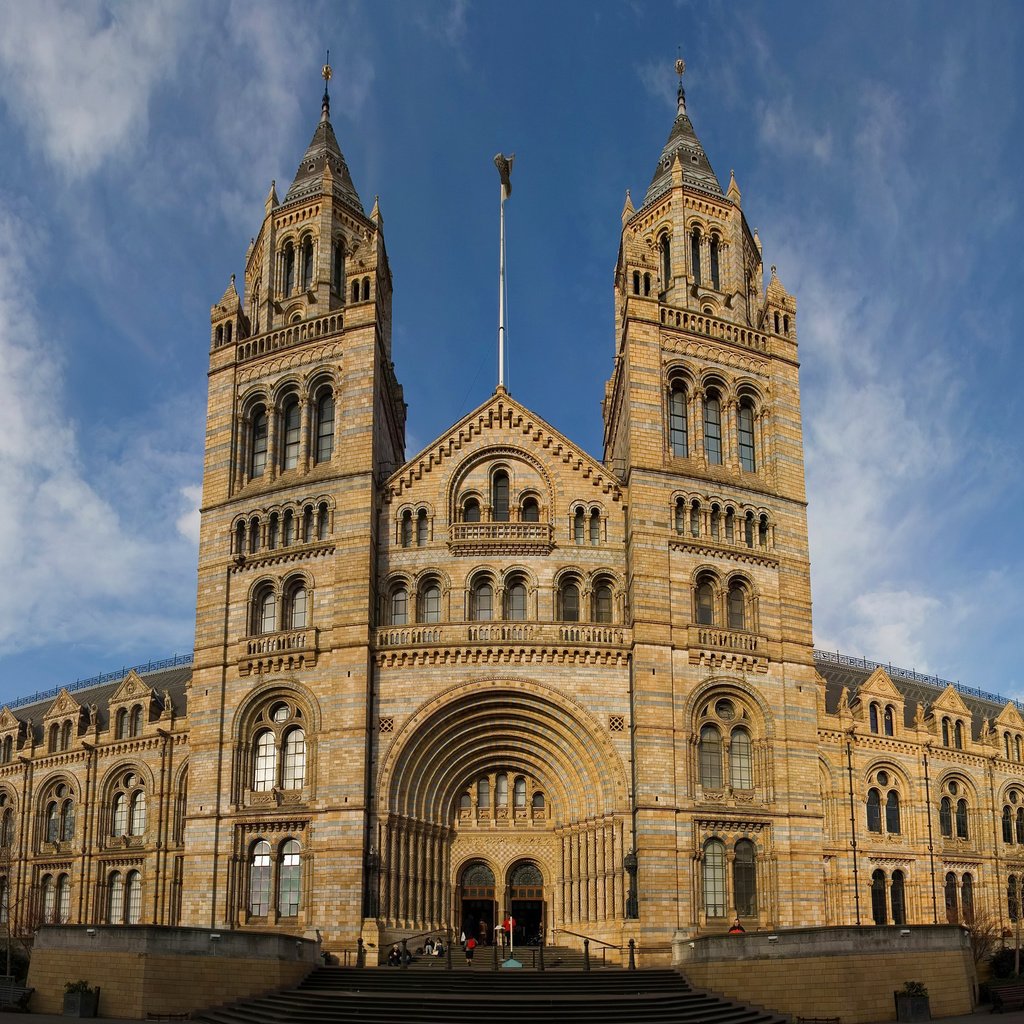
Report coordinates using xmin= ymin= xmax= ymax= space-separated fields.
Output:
xmin=0 ymin=1 xmax=1021 ymax=705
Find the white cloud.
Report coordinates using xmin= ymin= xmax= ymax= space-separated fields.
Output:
xmin=176 ymin=485 xmax=202 ymax=546
xmin=755 ymin=94 xmax=832 ymax=164
xmin=0 ymin=0 xmax=189 ymax=176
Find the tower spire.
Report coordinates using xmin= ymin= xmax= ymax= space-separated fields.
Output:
xmin=675 ymin=56 xmax=686 ymax=115
xmin=321 ymin=53 xmax=332 ymax=123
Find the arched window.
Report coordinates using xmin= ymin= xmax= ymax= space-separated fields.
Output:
xmin=703 ymin=391 xmax=722 ymax=465
xmin=253 ymin=730 xmax=277 ymax=792
xmin=250 ymin=407 xmax=268 ymax=478
xmin=57 ymin=874 xmax=71 ymax=923
xmin=695 ymin=577 xmax=715 ymax=625
xmin=669 ymin=384 xmax=688 ymax=457
xmin=125 ymin=869 xmax=142 ymax=924
xmin=1018 ymin=736 xmax=1023 ymax=762
xmin=690 ymin=500 xmax=700 ymax=537
xmin=532 ymin=791 xmax=545 ymax=812
xmin=116 ymin=708 xmax=128 ymax=740
xmin=279 ymin=839 xmax=301 ymax=916
xmin=674 ymin=499 xmax=686 ymax=534
xmin=112 ymin=793 xmax=128 ymax=836
xmin=249 ymin=840 xmax=272 ymax=917
xmin=559 ymin=580 xmax=580 ymax=622
xmin=317 ymin=502 xmax=329 ymax=540
xmin=362 ymin=277 xmax=371 ymax=301
xmin=282 ymin=398 xmax=300 ymax=470
xmin=944 ymin=872 xmax=958 ymax=924
xmin=774 ymin=311 xmax=780 ymax=333
xmin=46 ymin=802 xmax=59 ymax=843
xmin=744 ymin=511 xmax=755 ymax=547
xmin=954 ymin=721 xmax=964 ymax=749
xmin=108 ymin=871 xmax=124 ymax=924
xmin=47 ymin=723 xmax=58 ymax=754
xmin=495 ymin=773 xmax=508 ymax=808
xmin=884 ymin=706 xmax=894 ymax=737
xmin=287 ymin=582 xmax=307 ymax=630
xmin=249 ymin=516 xmax=260 ymax=554
xmin=471 ymin=579 xmax=493 ymax=621
xmin=727 ymin=582 xmax=746 ymax=630
xmin=702 ymin=839 xmax=725 ymax=918
xmin=733 ymin=839 xmax=756 ymax=917
xmin=939 ymin=796 xmax=952 ymax=837
xmin=477 ymin=777 xmax=490 ymax=808
xmin=710 ymin=505 xmax=721 ymax=540
xmin=282 ymin=242 xmax=295 ymax=295
xmin=660 ymin=234 xmax=671 ymax=289
xmin=871 ymin=869 xmax=887 ymax=925
xmin=130 ymin=705 xmax=143 ymax=737
xmin=302 ymin=506 xmax=313 ymax=543
xmin=956 ymin=798 xmax=969 ymax=839
xmin=332 ymin=240 xmax=344 ymax=295
xmin=130 ymin=790 xmax=146 ymax=835
xmin=891 ymin=870 xmax=906 ymax=925
xmin=492 ymin=471 xmax=510 ymax=522
xmin=417 ymin=509 xmax=428 ymax=546
xmin=869 ymin=704 xmax=879 ymax=733
xmin=783 ymin=315 xmax=790 ymax=334
xmin=729 ymin=728 xmax=753 ymax=789
xmin=300 ymin=236 xmax=314 ymax=291
xmin=1004 ymin=806 xmax=1013 ymax=844
xmin=42 ymin=874 xmax=56 ymax=924
xmin=866 ymin=789 xmax=882 ymax=833
xmin=314 ymin=390 xmax=334 ymax=464
xmin=268 ymin=512 xmax=279 ymax=549
xmin=643 ymin=273 xmax=651 ymax=296
xmin=0 ymin=807 xmax=13 ymax=848
xmin=256 ymin=587 xmax=277 ymax=635
xmin=962 ymin=873 xmax=974 ymax=924
xmin=724 ymin=507 xmax=735 ymax=542
xmin=282 ymin=728 xmax=306 ymax=789
xmin=513 ymin=777 xmax=527 ymax=808
xmin=505 ymin=579 xmax=527 ymax=621
xmin=758 ymin=514 xmax=768 ymax=548
xmin=709 ymin=236 xmax=720 ymax=290
xmin=699 ymin=726 xmax=723 ymax=788
xmin=1016 ymin=807 xmax=1024 ymax=844
xmin=573 ymin=507 xmax=585 ymax=543
xmin=594 ymin=583 xmax=613 ymax=624
xmin=351 ymin=279 xmax=360 ymax=303
xmin=738 ymin=401 xmax=756 ymax=472
xmin=62 ymin=720 xmax=72 ymax=750
xmin=632 ymin=271 xmax=640 ymax=295
xmin=389 ymin=585 xmax=408 ymax=626
xmin=522 ymin=497 xmax=539 ymax=522
xmin=589 ymin=509 xmax=600 ymax=544
xmin=463 ymin=498 xmax=481 ymax=523
xmin=942 ymin=718 xmax=951 ymax=746
xmin=60 ymin=799 xmax=74 ymax=842
xmin=400 ymin=510 xmax=413 ymax=547
xmin=885 ymin=790 xmax=901 ymax=834
xmin=690 ymin=228 xmax=702 ymax=287
xmin=419 ymin=582 xmax=441 ymax=624
xmin=282 ymin=509 xmax=295 ymax=546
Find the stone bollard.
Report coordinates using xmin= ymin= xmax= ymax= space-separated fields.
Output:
xmin=401 ymin=938 xmax=409 ymax=970
xmin=445 ymin=928 xmax=452 ymax=971
xmin=538 ymin=940 xmax=545 ymax=972
xmin=356 ymin=937 xmax=365 ymax=968
xmin=583 ymin=938 xmax=590 ymax=971
xmin=628 ymin=938 xmax=636 ymax=971
xmin=493 ymin=938 xmax=499 ymax=970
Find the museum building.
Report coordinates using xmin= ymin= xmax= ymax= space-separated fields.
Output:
xmin=1 ymin=66 xmax=1023 ymax=960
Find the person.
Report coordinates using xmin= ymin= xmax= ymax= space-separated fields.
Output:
xmin=728 ymin=917 xmax=745 ymax=934
xmin=423 ymin=936 xmax=434 ymax=955
xmin=478 ymin=918 xmax=488 ymax=946
xmin=465 ymin=935 xmax=477 ymax=966
xmin=388 ymin=943 xmax=402 ymax=966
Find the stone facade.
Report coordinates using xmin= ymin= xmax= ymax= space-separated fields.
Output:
xmin=2 ymin=66 xmax=1024 ymax=966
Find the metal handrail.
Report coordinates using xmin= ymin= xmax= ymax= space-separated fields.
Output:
xmin=552 ymin=926 xmax=619 ymax=950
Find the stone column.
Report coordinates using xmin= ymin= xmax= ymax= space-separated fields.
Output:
xmin=298 ymin=399 xmax=311 ymax=474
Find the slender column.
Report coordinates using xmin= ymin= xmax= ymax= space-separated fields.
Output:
xmin=298 ymin=399 xmax=311 ymax=474
xmin=381 ymin=823 xmax=392 ymax=924
xmin=266 ymin=404 xmax=278 ymax=482
xmin=597 ymin=824 xmax=606 ymax=920
xmin=693 ymin=388 xmax=706 ymax=469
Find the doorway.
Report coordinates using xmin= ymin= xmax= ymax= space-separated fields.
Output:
xmin=459 ymin=861 xmax=495 ymax=945
xmin=508 ymin=861 xmax=545 ymax=945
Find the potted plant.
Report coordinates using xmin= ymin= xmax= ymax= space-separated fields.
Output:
xmin=894 ymin=980 xmax=930 ymax=1022
xmin=63 ymin=979 xmax=99 ymax=1018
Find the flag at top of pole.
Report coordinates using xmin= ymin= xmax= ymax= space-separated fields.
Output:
xmin=493 ymin=153 xmax=514 ymax=389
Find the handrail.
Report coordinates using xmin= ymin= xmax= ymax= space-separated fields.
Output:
xmin=552 ymin=926 xmax=619 ymax=950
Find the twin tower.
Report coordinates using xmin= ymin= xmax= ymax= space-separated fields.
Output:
xmin=189 ymin=65 xmax=812 ymax=956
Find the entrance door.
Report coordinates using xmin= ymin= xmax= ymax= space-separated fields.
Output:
xmin=508 ymin=861 xmax=545 ymax=945
xmin=459 ymin=861 xmax=496 ymax=945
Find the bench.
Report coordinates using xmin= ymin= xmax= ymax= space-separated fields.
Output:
xmin=0 ymin=977 xmax=34 ymax=1012
xmin=991 ymin=982 xmax=1024 ymax=1013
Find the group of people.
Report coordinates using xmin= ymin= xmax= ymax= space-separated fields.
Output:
xmin=386 ymin=937 xmax=446 ymax=967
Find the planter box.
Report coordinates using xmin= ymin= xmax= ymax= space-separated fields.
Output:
xmin=63 ymin=988 xmax=99 ymax=1018
xmin=894 ymin=992 xmax=930 ymax=1022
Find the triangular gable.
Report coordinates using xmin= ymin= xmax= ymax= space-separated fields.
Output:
xmin=0 ymin=708 xmax=20 ymax=733
xmin=43 ymin=688 xmax=82 ymax=722
xmin=386 ymin=388 xmax=622 ymax=503
xmin=857 ymin=667 xmax=904 ymax=702
xmin=108 ymin=670 xmax=154 ymax=707
xmin=995 ymin=702 xmax=1024 ymax=730
xmin=929 ymin=684 xmax=972 ymax=718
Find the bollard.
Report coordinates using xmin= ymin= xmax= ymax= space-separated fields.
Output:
xmin=401 ymin=938 xmax=409 ymax=970
xmin=446 ymin=927 xmax=452 ymax=971
xmin=583 ymin=937 xmax=590 ymax=971
xmin=628 ymin=937 xmax=636 ymax=971
xmin=356 ymin=936 xmax=365 ymax=968
xmin=493 ymin=937 xmax=499 ymax=970
xmin=538 ymin=940 xmax=545 ymax=972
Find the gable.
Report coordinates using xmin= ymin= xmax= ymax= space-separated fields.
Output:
xmin=0 ymin=708 xmax=19 ymax=733
xmin=930 ymin=684 xmax=972 ymax=718
xmin=856 ymin=667 xmax=903 ymax=702
xmin=43 ymin=688 xmax=82 ymax=722
xmin=995 ymin=702 xmax=1024 ymax=730
xmin=108 ymin=670 xmax=154 ymax=708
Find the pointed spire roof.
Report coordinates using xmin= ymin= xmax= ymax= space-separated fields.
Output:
xmin=283 ymin=63 xmax=364 ymax=213
xmin=642 ymin=58 xmax=723 ymax=208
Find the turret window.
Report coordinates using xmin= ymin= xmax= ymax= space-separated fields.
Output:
xmin=695 ymin=577 xmax=715 ymax=625
xmin=669 ymin=384 xmax=688 ymax=457
xmin=660 ymin=235 xmax=671 ymax=290
xmin=492 ymin=471 xmax=510 ymax=522
xmin=300 ymin=236 xmax=314 ymax=291
xmin=417 ymin=509 xmax=429 ymax=545
xmin=333 ymin=241 xmax=344 ymax=295
xmin=703 ymin=392 xmax=722 ymax=465
xmin=401 ymin=510 xmax=413 ymax=547
xmin=738 ymin=401 xmax=756 ymax=472
xmin=471 ymin=578 xmax=493 ymax=621
xmin=594 ymin=582 xmax=613 ymax=624
xmin=251 ymin=408 xmax=268 ymax=478
xmin=573 ymin=507 xmax=585 ymax=543
xmin=282 ymin=399 xmax=300 ymax=470
xmin=505 ymin=578 xmax=527 ymax=621
xmin=589 ymin=509 xmax=601 ymax=544
xmin=389 ymin=585 xmax=409 ymax=626
xmin=282 ymin=242 xmax=295 ymax=296
xmin=727 ymin=581 xmax=746 ymax=630
xmin=690 ymin=228 xmax=702 ymax=287
xmin=314 ymin=390 xmax=335 ymax=463
xmin=419 ymin=583 xmax=441 ymax=623
xmin=709 ymin=236 xmax=720 ymax=290
xmin=559 ymin=580 xmax=580 ymax=622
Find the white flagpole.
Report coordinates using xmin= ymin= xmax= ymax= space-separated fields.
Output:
xmin=498 ymin=179 xmax=506 ymax=389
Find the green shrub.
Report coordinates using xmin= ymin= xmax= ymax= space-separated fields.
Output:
xmin=990 ymin=947 xmax=1017 ymax=979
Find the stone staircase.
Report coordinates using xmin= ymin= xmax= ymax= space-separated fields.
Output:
xmin=193 ymin=962 xmax=788 ymax=1024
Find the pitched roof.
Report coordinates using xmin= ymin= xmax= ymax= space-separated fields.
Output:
xmin=283 ymin=94 xmax=363 ymax=212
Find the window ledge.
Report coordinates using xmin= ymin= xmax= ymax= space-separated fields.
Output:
xmin=687 ymin=625 xmax=768 ymax=673
xmin=239 ymin=628 xmax=319 ymax=676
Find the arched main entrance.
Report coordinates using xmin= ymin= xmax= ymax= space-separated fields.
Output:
xmin=459 ymin=861 xmax=496 ymax=946
xmin=507 ymin=861 xmax=544 ymax=945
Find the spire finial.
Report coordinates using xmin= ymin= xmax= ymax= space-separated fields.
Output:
xmin=321 ymin=52 xmax=332 ymax=122
xmin=675 ymin=55 xmax=687 ymax=115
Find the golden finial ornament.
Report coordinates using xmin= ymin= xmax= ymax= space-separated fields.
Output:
xmin=675 ymin=57 xmax=686 ymax=78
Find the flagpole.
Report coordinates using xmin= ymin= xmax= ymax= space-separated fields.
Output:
xmin=498 ymin=178 xmax=506 ymax=389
